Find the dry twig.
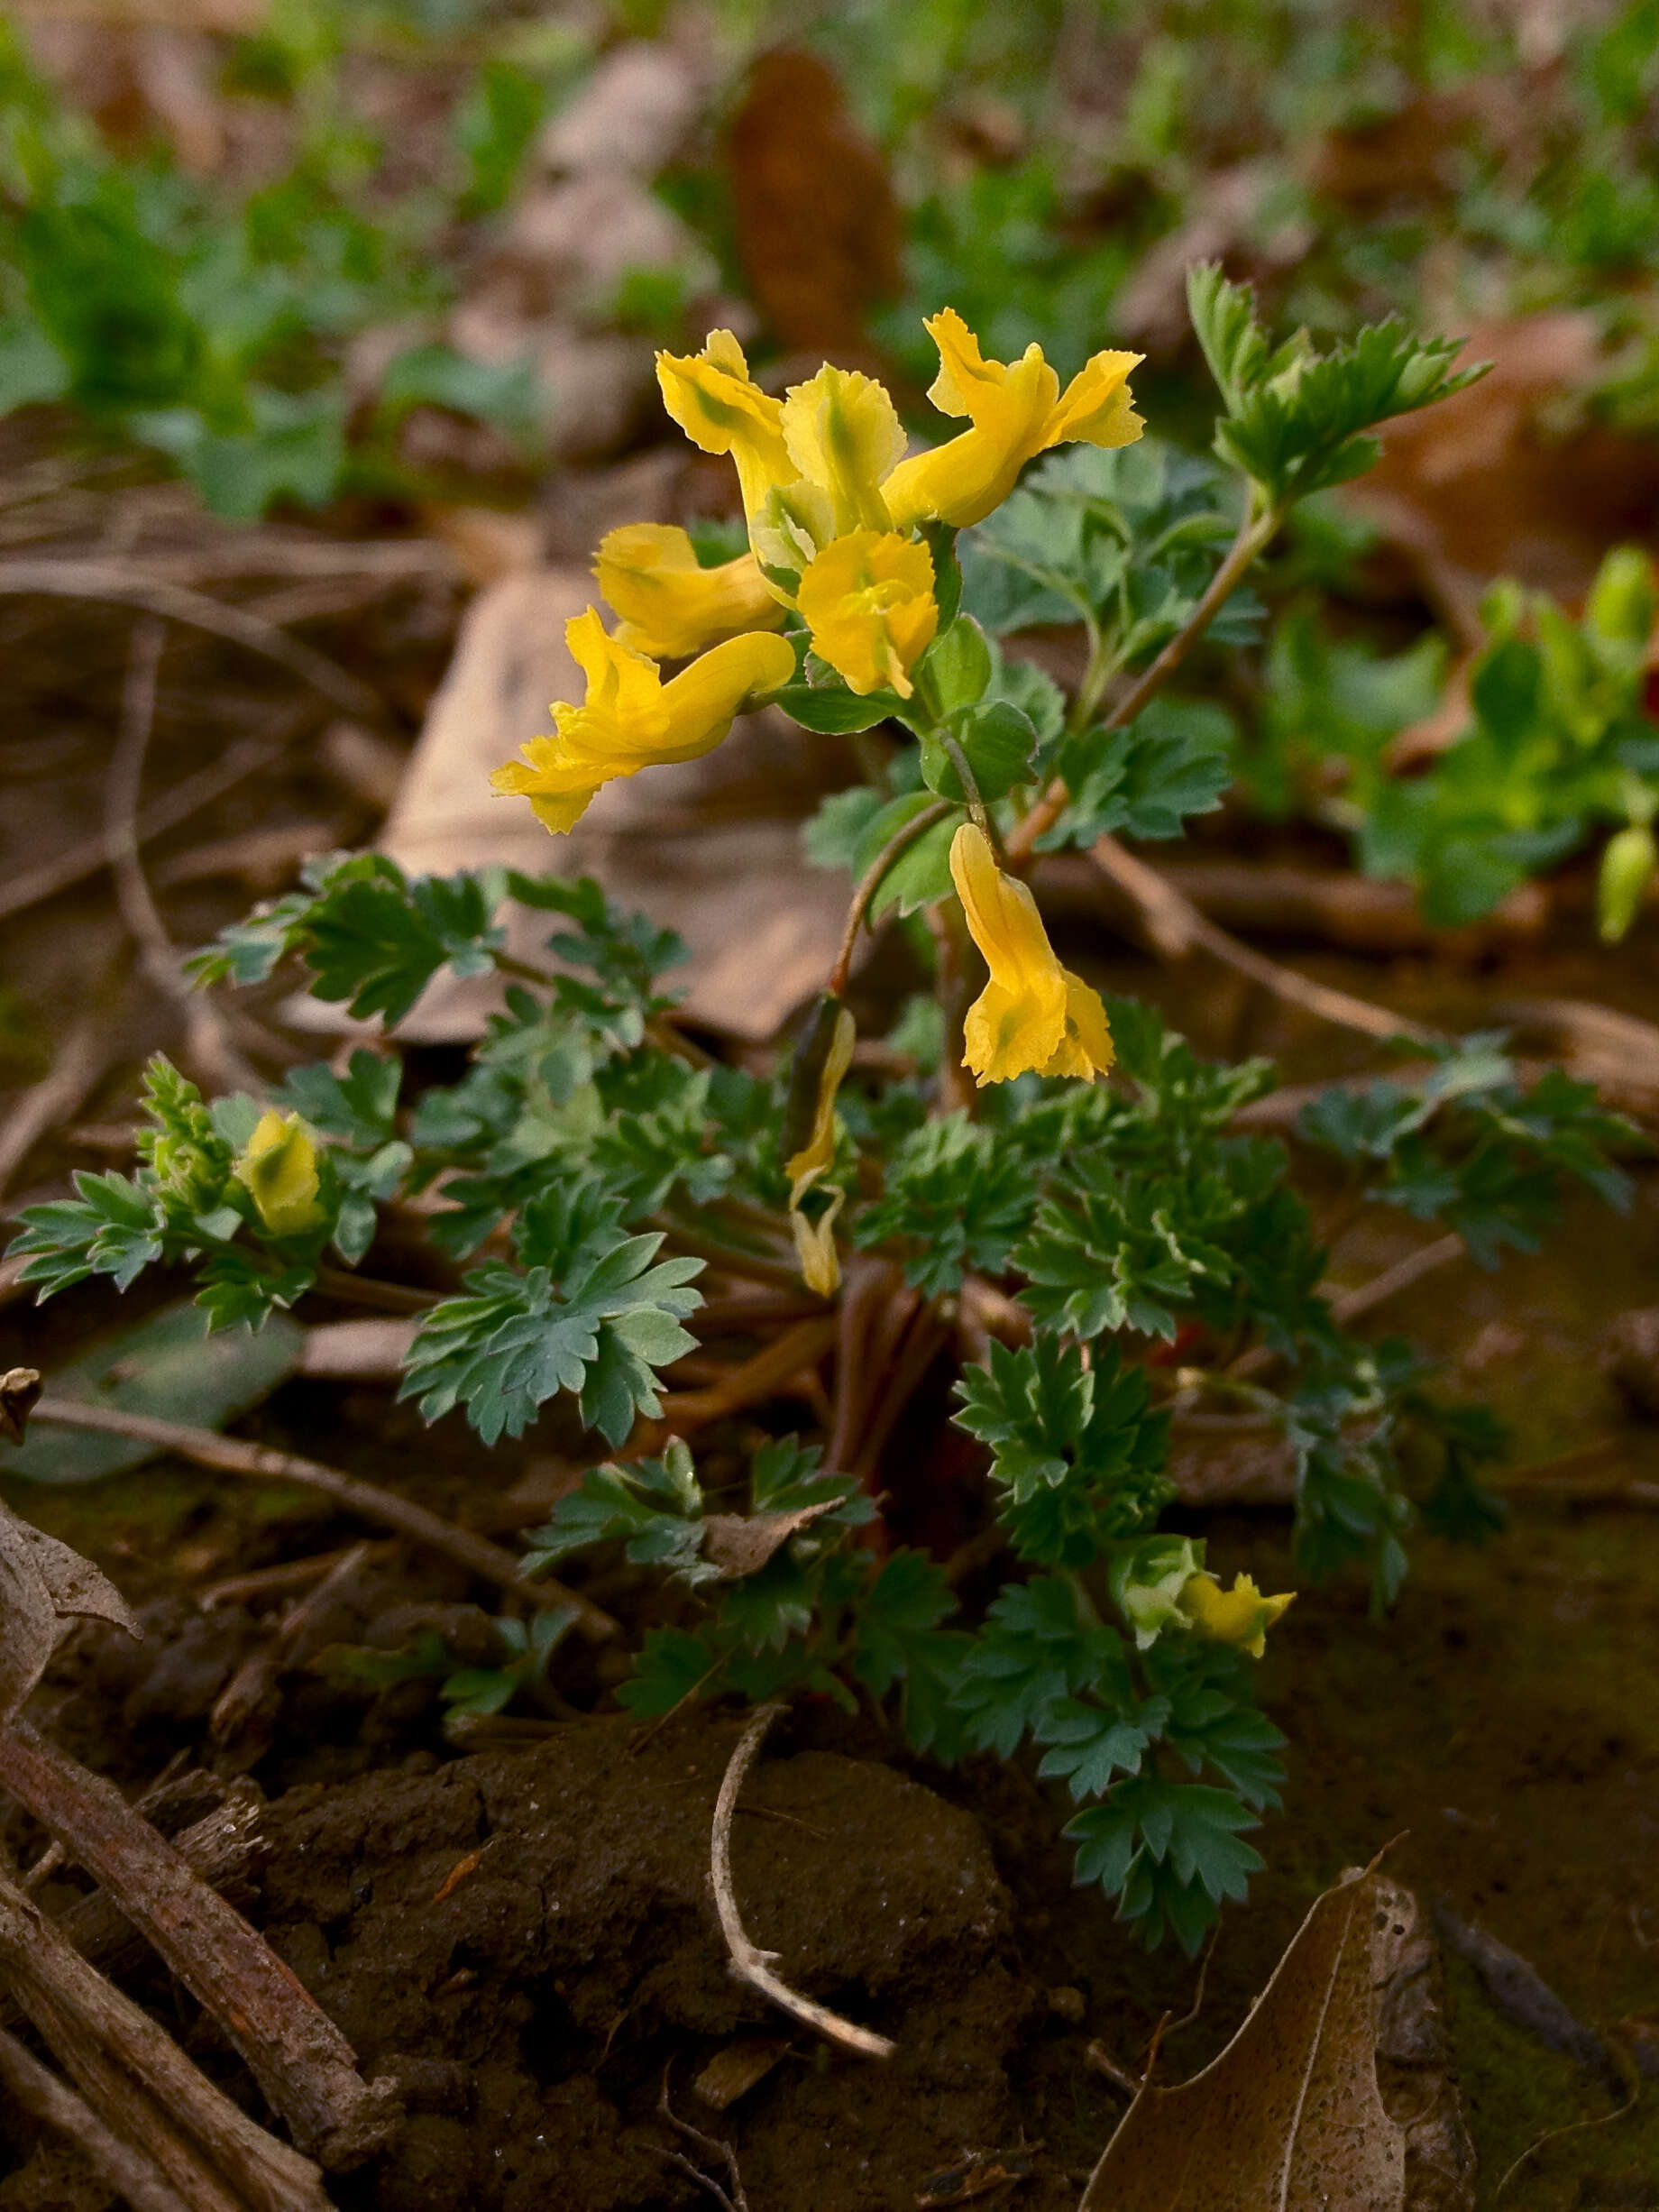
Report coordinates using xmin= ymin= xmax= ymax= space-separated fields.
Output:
xmin=659 ymin=1317 xmax=838 ymax=1429
xmin=1226 ymin=1232 xmax=1467 ymax=1384
xmin=0 ymin=2024 xmax=193 ymax=2212
xmin=0 ymin=724 xmax=293 ymax=927
xmin=0 ymin=1858 xmax=332 ymax=2212
xmin=0 ymin=1722 xmax=398 ymax=2167
xmin=24 ymin=1396 xmax=617 ymax=1639
xmin=0 ymin=1010 xmax=115 ymax=1201
xmin=710 ymin=1703 xmax=894 ymax=2060
xmin=656 ymin=2069 xmax=751 ymax=2212
xmin=105 ymin=618 xmax=260 ymax=1094
xmin=0 ymin=557 xmax=380 ymax=717
xmin=1087 ymin=831 xmax=1438 ymax=1045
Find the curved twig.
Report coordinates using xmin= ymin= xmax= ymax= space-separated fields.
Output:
xmin=24 ymin=1397 xmax=617 ymax=1641
xmin=710 ymin=1703 xmax=894 ymax=2060
xmin=1087 ymin=831 xmax=1439 ymax=1046
xmin=0 ymin=558 xmax=381 ymax=718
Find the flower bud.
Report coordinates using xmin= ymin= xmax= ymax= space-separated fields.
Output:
xmin=1598 ymin=822 xmax=1656 ymax=944
xmin=1587 ymin=546 xmax=1657 ymax=651
xmin=234 ymin=1109 xmax=324 ymax=1237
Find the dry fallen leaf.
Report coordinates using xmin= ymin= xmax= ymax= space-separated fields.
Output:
xmin=0 ymin=1369 xmax=41 ymax=1446
xmin=310 ymin=564 xmax=853 ymax=1042
xmin=692 ymin=2034 xmax=790 ymax=2112
xmin=0 ymin=1504 xmax=142 ymax=1726
xmin=1078 ymin=1867 xmax=1407 ymax=2212
xmin=1347 ymin=315 xmax=1659 ymax=637
xmin=700 ymin=1499 xmax=840 ymax=1579
xmin=727 ymin=50 xmax=902 ymax=358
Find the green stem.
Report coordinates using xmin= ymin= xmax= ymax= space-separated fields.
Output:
xmin=493 ymin=950 xmax=556 ymax=987
xmin=826 ymin=799 xmax=954 ymax=996
xmin=1004 ymin=500 xmax=1279 ymax=867
xmin=936 ymin=730 xmax=998 ymax=849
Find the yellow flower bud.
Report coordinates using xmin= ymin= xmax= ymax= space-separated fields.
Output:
xmin=884 ymin=309 xmax=1143 ymax=529
xmin=234 ymin=1109 xmax=324 ymax=1237
xmin=795 ymin=529 xmax=939 ymax=697
xmin=949 ymin=823 xmax=1114 ymax=1086
xmin=594 ymin=524 xmax=786 ymax=661
xmin=783 ymin=996 xmax=857 ymax=1298
xmin=1177 ymin=1571 xmax=1295 ymax=1659
xmin=491 ymin=610 xmax=796 ymax=834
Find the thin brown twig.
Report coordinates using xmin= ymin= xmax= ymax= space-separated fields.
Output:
xmin=0 ymin=1010 xmax=115 ymax=1202
xmin=0 ymin=724 xmax=294 ymax=928
xmin=1087 ymin=831 xmax=1439 ymax=1046
xmin=105 ymin=618 xmax=260 ymax=1095
xmin=201 ymin=1540 xmax=400 ymax=1611
xmin=710 ymin=1703 xmax=894 ymax=2059
xmin=0 ymin=2024 xmax=193 ymax=2212
xmin=658 ymin=1317 xmax=839 ymax=1428
xmin=656 ymin=2069 xmax=751 ymax=2212
xmin=1227 ymin=1233 xmax=1467 ymax=1383
xmin=0 ymin=1721 xmax=398 ymax=2167
xmin=0 ymin=1856 xmax=332 ymax=2212
xmin=24 ymin=1397 xmax=618 ymax=1640
xmin=1494 ymin=2093 xmax=1641 ymax=2199
xmin=0 ymin=557 xmax=381 ymax=717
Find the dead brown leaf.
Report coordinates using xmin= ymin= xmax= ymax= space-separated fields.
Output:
xmin=727 ymin=50 xmax=902 ymax=359
xmin=1077 ymin=1867 xmax=1407 ymax=2212
xmin=1346 ymin=316 xmax=1659 ymax=638
xmin=700 ymin=1498 xmax=839 ymax=1579
xmin=692 ymin=2034 xmax=789 ymax=2111
xmin=0 ymin=1367 xmax=41 ymax=1445
xmin=0 ymin=1504 xmax=142 ymax=1726
xmin=315 ymin=564 xmax=853 ymax=1042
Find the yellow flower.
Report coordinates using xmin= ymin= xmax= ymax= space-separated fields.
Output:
xmin=234 ymin=1109 xmax=324 ymax=1237
xmin=491 ymin=610 xmax=795 ymax=834
xmin=655 ymin=330 xmax=795 ymax=533
xmin=780 ymin=365 xmax=906 ymax=537
xmin=1178 ymin=1572 xmax=1296 ymax=1659
xmin=784 ymin=998 xmax=857 ymax=1299
xmin=594 ymin=524 xmax=785 ymax=661
xmin=884 ymin=308 xmax=1144 ymax=529
xmin=949 ymin=823 xmax=1114 ymax=1086
xmin=795 ymin=530 xmax=939 ymax=698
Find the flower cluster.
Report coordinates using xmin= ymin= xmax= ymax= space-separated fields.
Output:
xmin=492 ymin=310 xmax=1144 ymax=1092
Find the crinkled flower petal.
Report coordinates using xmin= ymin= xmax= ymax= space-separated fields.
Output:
xmin=655 ymin=330 xmax=795 ymax=528
xmin=781 ymin=365 xmax=905 ymax=537
xmin=595 ymin=524 xmax=785 ymax=660
xmin=795 ymin=529 xmax=938 ymax=697
xmin=491 ymin=611 xmax=794 ymax=834
xmin=1178 ymin=1572 xmax=1296 ymax=1659
xmin=884 ymin=307 xmax=1144 ymax=528
xmin=949 ymin=822 xmax=1113 ymax=1086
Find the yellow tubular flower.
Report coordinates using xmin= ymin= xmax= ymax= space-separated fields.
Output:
xmin=655 ymin=330 xmax=795 ymax=530
xmin=949 ymin=823 xmax=1114 ymax=1086
xmin=234 ymin=1109 xmax=323 ymax=1236
xmin=491 ymin=610 xmax=796 ymax=834
xmin=780 ymin=366 xmax=906 ymax=537
xmin=1178 ymin=1572 xmax=1296 ymax=1659
xmin=594 ymin=525 xmax=786 ymax=661
xmin=884 ymin=307 xmax=1145 ymax=529
xmin=784 ymin=999 xmax=857 ymax=1298
xmin=795 ymin=530 xmax=939 ymax=697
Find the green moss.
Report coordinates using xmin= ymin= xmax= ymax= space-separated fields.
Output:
xmin=1444 ymin=1950 xmax=1657 ymax=2209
